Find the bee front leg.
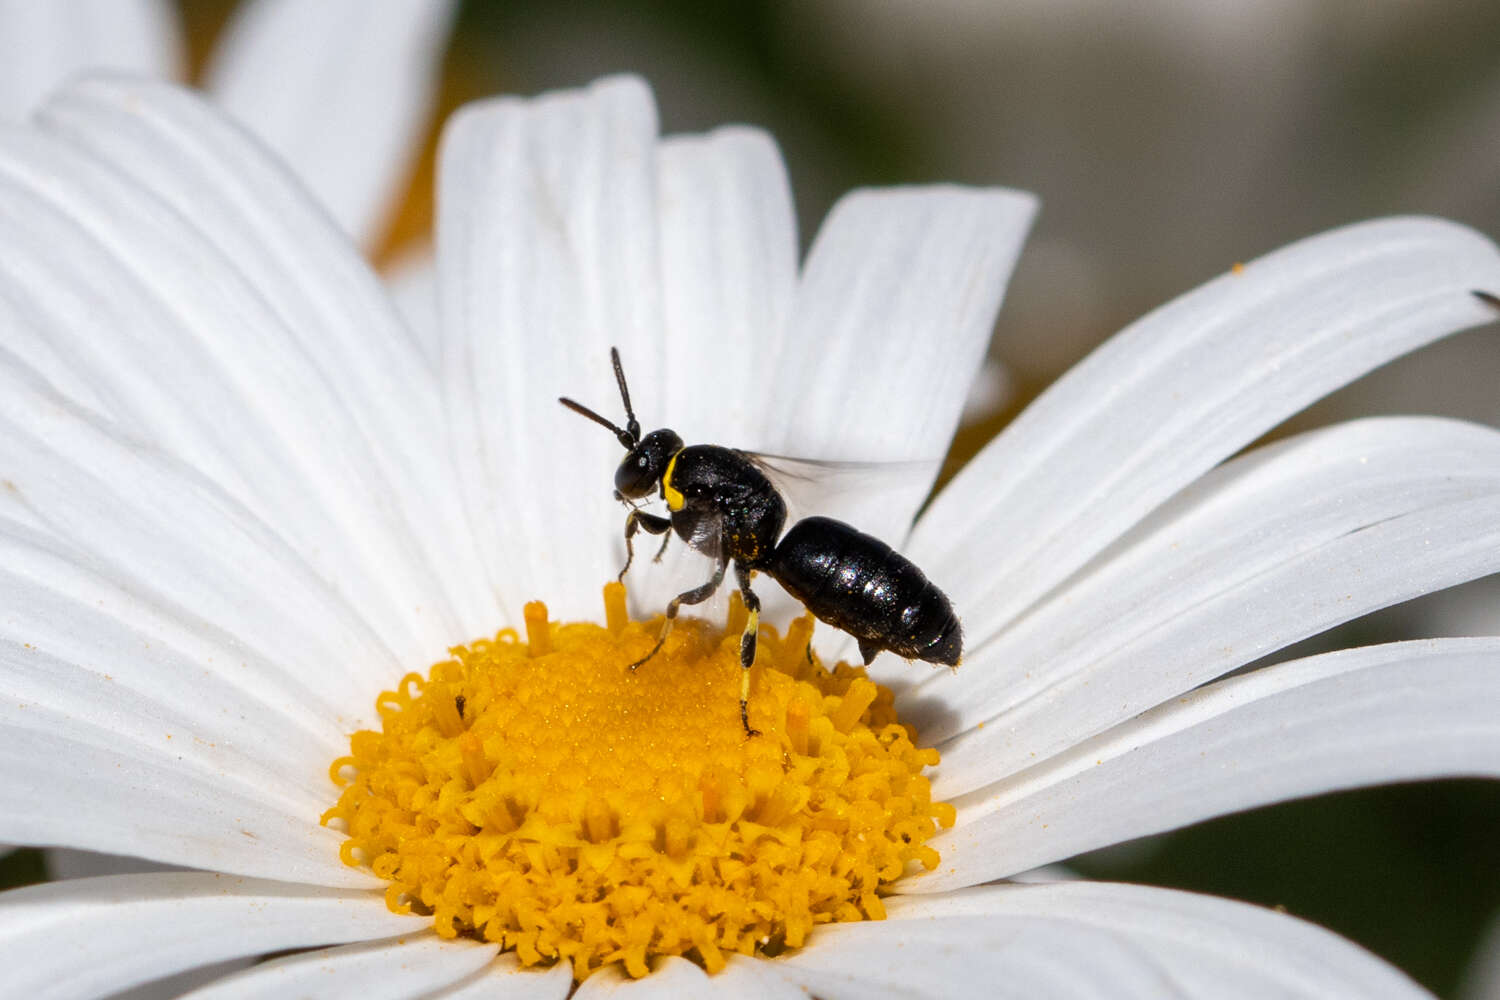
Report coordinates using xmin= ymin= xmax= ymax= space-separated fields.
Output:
xmin=620 ymin=509 xmax=672 ymax=582
xmin=734 ymin=563 xmax=762 ymax=738
xmin=627 ymin=553 xmax=728 ymax=671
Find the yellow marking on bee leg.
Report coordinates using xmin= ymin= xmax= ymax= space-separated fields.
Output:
xmin=738 ymin=608 xmax=760 ymax=737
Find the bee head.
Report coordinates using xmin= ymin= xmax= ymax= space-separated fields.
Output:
xmin=615 ymin=429 xmax=683 ymax=499
xmin=561 ymin=348 xmax=685 ymax=499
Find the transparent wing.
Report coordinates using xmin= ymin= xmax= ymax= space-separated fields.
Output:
xmin=618 ymin=500 xmax=727 ymax=621
xmin=678 ymin=507 xmax=724 ymax=562
xmin=739 ymin=451 xmax=942 ymax=545
xmin=739 ymin=451 xmax=945 ymax=666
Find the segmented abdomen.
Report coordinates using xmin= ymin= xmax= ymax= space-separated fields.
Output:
xmin=770 ymin=516 xmax=961 ymax=665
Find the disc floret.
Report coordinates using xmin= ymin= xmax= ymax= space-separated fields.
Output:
xmin=323 ymin=583 xmax=953 ymax=980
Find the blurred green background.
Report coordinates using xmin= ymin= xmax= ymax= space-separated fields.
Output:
xmin=7 ymin=1 xmax=1500 ymax=995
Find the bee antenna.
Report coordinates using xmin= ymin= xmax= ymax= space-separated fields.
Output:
xmin=559 ymin=396 xmax=636 ymax=449
xmin=610 ymin=347 xmax=642 ymax=443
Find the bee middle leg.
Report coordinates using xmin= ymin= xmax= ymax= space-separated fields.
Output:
xmin=620 ymin=509 xmax=672 ymax=581
xmin=734 ymin=563 xmax=762 ymax=737
xmin=627 ymin=553 xmax=728 ymax=671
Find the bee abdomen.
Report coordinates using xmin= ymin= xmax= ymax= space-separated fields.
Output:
xmin=770 ymin=516 xmax=962 ymax=666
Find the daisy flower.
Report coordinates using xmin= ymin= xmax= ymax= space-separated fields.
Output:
xmin=0 ymin=0 xmax=455 ymax=250
xmin=2 ymin=72 xmax=1500 ymax=999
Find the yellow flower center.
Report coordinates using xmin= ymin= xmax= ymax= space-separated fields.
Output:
xmin=322 ymin=582 xmax=953 ymax=981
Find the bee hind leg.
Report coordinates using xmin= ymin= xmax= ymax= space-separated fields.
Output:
xmin=734 ymin=564 xmax=763 ymax=738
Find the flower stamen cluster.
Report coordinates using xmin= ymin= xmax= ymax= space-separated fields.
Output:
xmin=323 ymin=583 xmax=953 ymax=980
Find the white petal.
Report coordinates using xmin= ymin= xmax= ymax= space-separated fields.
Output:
xmin=205 ymin=0 xmax=456 ymax=247
xmin=104 ymin=958 xmax=257 ymax=1000
xmin=0 ymin=522 xmax=369 ymax=882
xmin=0 ymin=0 xmax=179 ymax=121
xmin=426 ymin=955 xmax=573 ymax=1000
xmin=517 ymin=955 xmax=805 ymax=1000
xmin=386 ymin=243 xmax=441 ymax=372
xmin=1 ymin=634 xmax=328 ymax=816
xmin=573 ymin=957 xmax=710 ymax=998
xmin=918 ymin=415 xmax=1500 ymax=772
xmin=776 ymin=912 xmax=1170 ymax=999
xmin=0 ymin=367 xmax=401 ymax=715
xmin=0 ymin=722 xmax=369 ymax=886
xmin=179 ymin=932 xmax=496 ymax=1000
xmin=0 ymin=524 xmax=350 ymax=791
xmin=936 ymin=482 xmax=1500 ymax=795
xmin=805 ymin=882 xmax=1429 ymax=999
xmin=913 ymin=217 xmax=1500 ymax=651
xmin=920 ymin=638 xmax=1500 ymax=891
xmin=0 ymin=873 xmax=415 ymax=999
xmin=712 ymin=956 xmax=810 ymax=999
xmin=573 ymin=956 xmax=804 ymax=1000
xmin=765 ymin=186 xmax=1036 ymax=550
xmin=438 ymin=76 xmax=664 ymax=622
xmin=13 ymin=75 xmax=498 ymax=647
xmin=654 ymin=126 xmax=797 ymax=445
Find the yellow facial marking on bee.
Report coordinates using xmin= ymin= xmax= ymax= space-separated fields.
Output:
xmin=661 ymin=451 xmax=685 ymax=511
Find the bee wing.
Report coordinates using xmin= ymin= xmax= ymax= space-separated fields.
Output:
xmin=621 ymin=504 xmax=730 ymax=620
xmin=738 ymin=451 xmax=942 ymax=546
xmin=679 ymin=507 xmax=725 ymax=561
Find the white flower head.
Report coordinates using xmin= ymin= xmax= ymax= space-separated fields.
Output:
xmin=1 ymin=73 xmax=1499 ymax=998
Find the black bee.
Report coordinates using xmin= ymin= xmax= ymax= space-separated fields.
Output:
xmin=560 ymin=348 xmax=962 ymax=735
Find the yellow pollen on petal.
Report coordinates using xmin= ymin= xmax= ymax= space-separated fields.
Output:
xmin=322 ymin=582 xmax=952 ymax=982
